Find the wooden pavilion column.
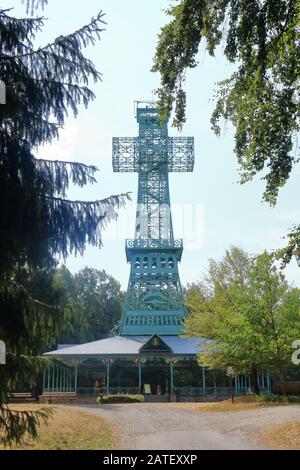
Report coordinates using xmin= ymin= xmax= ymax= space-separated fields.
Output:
xmin=106 ymin=359 xmax=110 ymax=394
xmin=138 ymin=359 xmax=142 ymax=393
xmin=166 ymin=358 xmax=177 ymax=393
xmin=56 ymin=365 xmax=59 ymax=391
xmin=47 ymin=365 xmax=50 ymax=392
xmin=74 ymin=359 xmax=78 ymax=394
xmin=51 ymin=365 xmax=55 ymax=392
xmin=59 ymin=365 xmax=62 ymax=392
xmin=202 ymin=366 xmax=206 ymax=395
xmin=170 ymin=361 xmax=174 ymax=392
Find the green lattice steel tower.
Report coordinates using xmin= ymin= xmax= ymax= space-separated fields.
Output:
xmin=113 ymin=102 xmax=194 ymax=335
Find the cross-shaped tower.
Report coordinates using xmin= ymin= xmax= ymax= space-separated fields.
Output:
xmin=113 ymin=102 xmax=194 ymax=335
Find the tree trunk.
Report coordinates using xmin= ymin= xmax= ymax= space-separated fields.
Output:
xmin=278 ymin=371 xmax=287 ymax=396
xmin=251 ymin=364 xmax=260 ymax=395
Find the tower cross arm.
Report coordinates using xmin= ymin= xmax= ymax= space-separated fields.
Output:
xmin=167 ymin=137 xmax=194 ymax=172
xmin=112 ymin=137 xmax=139 ymax=173
xmin=112 ymin=136 xmax=194 ymax=173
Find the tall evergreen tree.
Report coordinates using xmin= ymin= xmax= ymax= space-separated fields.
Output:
xmin=153 ymin=1 xmax=300 ymax=262
xmin=0 ymin=5 xmax=129 ymax=445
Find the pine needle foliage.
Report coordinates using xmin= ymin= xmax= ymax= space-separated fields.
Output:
xmin=0 ymin=4 xmax=130 ymax=445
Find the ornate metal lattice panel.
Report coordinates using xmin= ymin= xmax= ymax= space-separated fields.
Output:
xmin=112 ymin=137 xmax=194 ymax=173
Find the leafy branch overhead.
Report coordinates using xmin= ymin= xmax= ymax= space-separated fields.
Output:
xmin=153 ymin=1 xmax=300 ymax=261
xmin=0 ymin=4 xmax=128 ymax=446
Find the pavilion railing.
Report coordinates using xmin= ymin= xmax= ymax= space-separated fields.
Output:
xmin=43 ymin=388 xmax=76 ymax=394
xmin=75 ymin=387 xmax=141 ymax=395
xmin=43 ymin=387 xmax=141 ymax=395
xmin=106 ymin=387 xmax=141 ymax=395
xmin=43 ymin=386 xmax=270 ymax=396
xmin=76 ymin=387 xmax=97 ymax=395
xmin=174 ymin=386 xmax=270 ymax=396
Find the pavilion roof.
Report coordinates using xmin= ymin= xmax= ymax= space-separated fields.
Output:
xmin=44 ymin=335 xmax=207 ymax=358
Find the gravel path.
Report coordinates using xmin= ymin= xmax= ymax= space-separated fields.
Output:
xmin=69 ymin=403 xmax=300 ymax=450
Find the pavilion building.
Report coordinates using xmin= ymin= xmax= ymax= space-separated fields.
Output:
xmin=43 ymin=102 xmax=270 ymax=400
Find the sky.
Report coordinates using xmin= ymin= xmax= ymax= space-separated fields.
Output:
xmin=6 ymin=0 xmax=300 ymax=288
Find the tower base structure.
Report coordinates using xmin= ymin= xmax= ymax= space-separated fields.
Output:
xmin=121 ymin=239 xmax=185 ymax=335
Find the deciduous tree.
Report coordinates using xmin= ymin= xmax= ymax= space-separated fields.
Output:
xmin=153 ymin=1 xmax=300 ymax=261
xmin=56 ymin=266 xmax=124 ymax=344
xmin=184 ymin=248 xmax=300 ymax=394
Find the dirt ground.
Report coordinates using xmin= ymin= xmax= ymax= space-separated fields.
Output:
xmin=0 ymin=404 xmax=116 ymax=450
xmin=69 ymin=401 xmax=300 ymax=450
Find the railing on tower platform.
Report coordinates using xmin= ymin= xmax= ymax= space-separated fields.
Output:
xmin=125 ymin=239 xmax=183 ymax=261
xmin=125 ymin=239 xmax=183 ymax=250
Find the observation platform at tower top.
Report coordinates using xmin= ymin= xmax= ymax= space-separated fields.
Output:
xmin=134 ymin=100 xmax=159 ymax=117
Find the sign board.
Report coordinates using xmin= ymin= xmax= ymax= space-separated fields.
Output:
xmin=0 ymin=341 xmax=6 ymax=365
xmin=0 ymin=81 xmax=6 ymax=105
xmin=144 ymin=384 xmax=151 ymax=395
xmin=226 ymin=366 xmax=234 ymax=376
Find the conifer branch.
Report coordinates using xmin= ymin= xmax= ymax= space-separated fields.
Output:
xmin=2 ymin=11 xmax=106 ymax=60
xmin=0 ymin=405 xmax=52 ymax=446
xmin=22 ymin=0 xmax=48 ymax=16
xmin=0 ymin=3 xmax=130 ymax=446
xmin=35 ymin=159 xmax=98 ymax=196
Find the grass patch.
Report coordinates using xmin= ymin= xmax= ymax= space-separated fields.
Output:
xmin=258 ymin=421 xmax=300 ymax=449
xmin=180 ymin=396 xmax=295 ymax=412
xmin=256 ymin=394 xmax=300 ymax=404
xmin=0 ymin=404 xmax=116 ymax=450
xmin=99 ymin=394 xmax=144 ymax=404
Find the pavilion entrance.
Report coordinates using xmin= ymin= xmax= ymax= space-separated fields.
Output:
xmin=140 ymin=360 xmax=170 ymax=395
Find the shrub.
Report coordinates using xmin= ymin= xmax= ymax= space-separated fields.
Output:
xmin=97 ymin=394 xmax=144 ymax=404
xmin=255 ymin=394 xmax=300 ymax=403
